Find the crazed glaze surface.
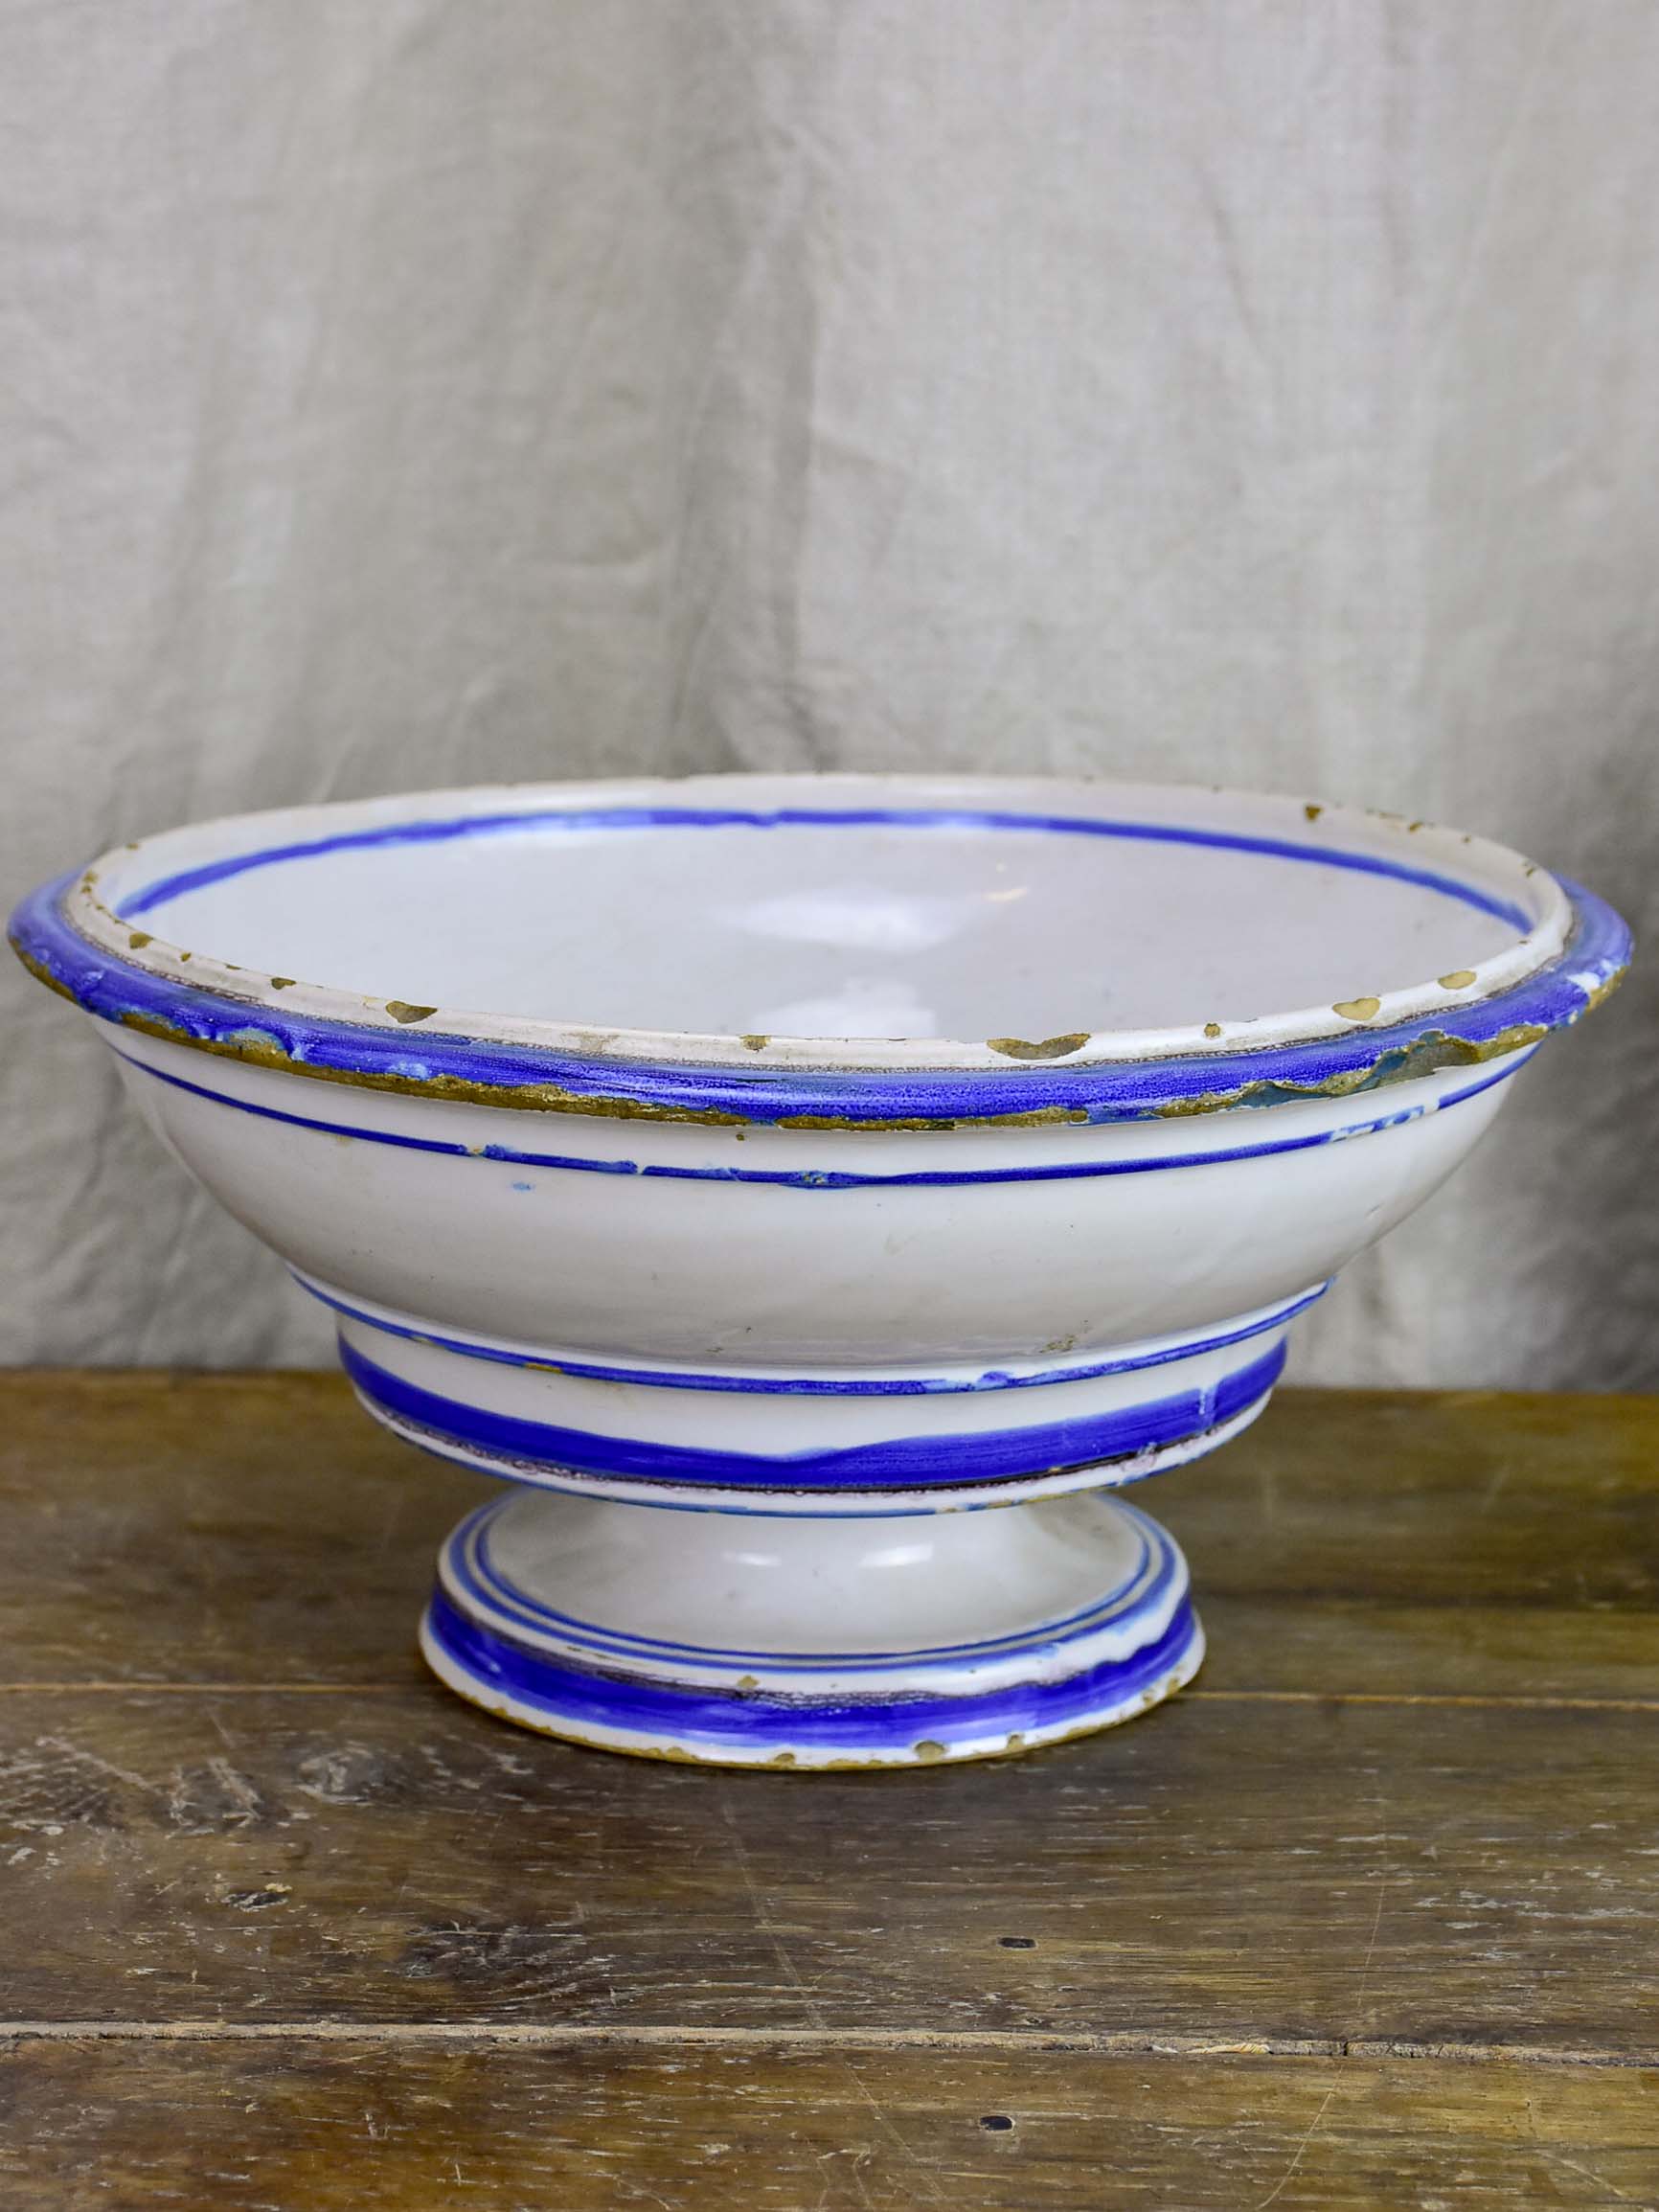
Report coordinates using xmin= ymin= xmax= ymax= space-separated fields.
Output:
xmin=10 ymin=774 xmax=1631 ymax=1767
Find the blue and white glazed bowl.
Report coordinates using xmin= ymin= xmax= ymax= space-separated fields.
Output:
xmin=11 ymin=775 xmax=1630 ymax=1767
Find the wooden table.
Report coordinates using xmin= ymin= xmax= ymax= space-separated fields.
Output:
xmin=1 ymin=1375 xmax=1654 ymax=2209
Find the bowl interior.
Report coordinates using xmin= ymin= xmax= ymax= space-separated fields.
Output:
xmin=105 ymin=788 xmax=1537 ymax=1042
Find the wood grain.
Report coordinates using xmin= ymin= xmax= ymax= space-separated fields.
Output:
xmin=3 ymin=2041 xmax=1657 ymax=2212
xmin=0 ymin=1373 xmax=1654 ymax=2207
xmin=2 ymin=1687 xmax=1654 ymax=2049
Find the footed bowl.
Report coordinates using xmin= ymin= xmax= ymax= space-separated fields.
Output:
xmin=11 ymin=775 xmax=1630 ymax=1767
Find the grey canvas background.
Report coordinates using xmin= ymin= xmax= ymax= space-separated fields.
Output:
xmin=3 ymin=0 xmax=1655 ymax=1384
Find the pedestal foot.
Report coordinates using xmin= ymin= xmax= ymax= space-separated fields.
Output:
xmin=420 ymin=1487 xmax=1202 ymax=1768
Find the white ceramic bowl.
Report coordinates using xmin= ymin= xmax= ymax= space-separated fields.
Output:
xmin=12 ymin=774 xmax=1630 ymax=1767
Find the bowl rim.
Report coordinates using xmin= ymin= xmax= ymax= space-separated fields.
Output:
xmin=9 ymin=772 xmax=1631 ymax=1128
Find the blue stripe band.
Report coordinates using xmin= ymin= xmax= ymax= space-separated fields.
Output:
xmin=449 ymin=1500 xmax=1170 ymax=1669
xmin=117 ymin=803 xmax=1534 ymax=930
xmin=341 ymin=1336 xmax=1287 ymax=1491
xmin=112 ymin=1049 xmax=642 ymax=1174
xmin=11 ymin=815 xmax=1626 ymax=1124
xmin=422 ymin=1581 xmax=1200 ymax=1751
xmin=113 ymin=1043 xmax=1530 ymax=1188
xmin=307 ymin=1273 xmax=1322 ymax=1397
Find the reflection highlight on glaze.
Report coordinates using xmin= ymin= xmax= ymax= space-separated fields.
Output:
xmin=720 ymin=884 xmax=984 ymax=956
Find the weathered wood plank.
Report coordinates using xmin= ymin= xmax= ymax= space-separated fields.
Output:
xmin=2 ymin=2040 xmax=1654 ymax=2212
xmin=1163 ymin=1387 xmax=1659 ymax=1611
xmin=0 ymin=1372 xmax=454 ymax=1687
xmin=1 ymin=1687 xmax=1653 ymax=2050
xmin=1 ymin=1374 xmax=1654 ymax=1699
xmin=3 ymin=1375 xmax=1655 ymax=2203
xmin=1191 ymin=1598 xmax=1659 ymax=1705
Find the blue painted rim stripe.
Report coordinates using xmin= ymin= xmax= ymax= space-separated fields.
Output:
xmin=422 ymin=1581 xmax=1201 ymax=1750
xmin=111 ymin=1041 xmax=1533 ymax=1189
xmin=342 ymin=1335 xmax=1288 ymax=1491
xmin=111 ymin=1049 xmax=640 ymax=1174
xmin=11 ymin=834 xmax=1627 ymax=1124
xmin=307 ymin=1272 xmax=1321 ymax=1397
xmin=450 ymin=1498 xmax=1172 ymax=1669
xmin=117 ymin=804 xmax=1533 ymax=930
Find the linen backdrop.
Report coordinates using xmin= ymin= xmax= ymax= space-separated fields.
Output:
xmin=3 ymin=0 xmax=1655 ymax=1384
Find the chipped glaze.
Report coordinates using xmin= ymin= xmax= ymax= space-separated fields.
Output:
xmin=8 ymin=774 xmax=1632 ymax=1767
